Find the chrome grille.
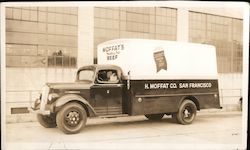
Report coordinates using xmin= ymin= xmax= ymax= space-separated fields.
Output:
xmin=40 ymin=85 xmax=50 ymax=111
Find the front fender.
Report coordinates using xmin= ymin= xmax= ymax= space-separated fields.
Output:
xmin=54 ymin=94 xmax=97 ymax=117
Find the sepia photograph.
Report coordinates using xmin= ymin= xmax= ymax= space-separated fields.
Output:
xmin=1 ymin=1 xmax=249 ymax=150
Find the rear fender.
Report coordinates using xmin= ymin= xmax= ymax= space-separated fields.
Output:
xmin=178 ymin=96 xmax=200 ymax=111
xmin=54 ymin=94 xmax=97 ymax=117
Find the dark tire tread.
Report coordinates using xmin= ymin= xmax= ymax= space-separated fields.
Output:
xmin=56 ymin=102 xmax=87 ymax=134
xmin=175 ymin=100 xmax=197 ymax=125
xmin=145 ymin=113 xmax=165 ymax=120
xmin=37 ymin=113 xmax=57 ymax=128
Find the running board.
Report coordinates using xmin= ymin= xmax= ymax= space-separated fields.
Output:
xmin=99 ymin=114 xmax=129 ymax=118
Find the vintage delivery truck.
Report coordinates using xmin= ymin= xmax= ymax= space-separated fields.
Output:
xmin=31 ymin=39 xmax=222 ymax=134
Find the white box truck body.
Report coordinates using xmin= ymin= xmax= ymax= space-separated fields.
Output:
xmin=98 ymin=38 xmax=218 ymax=79
xmin=98 ymin=38 xmax=221 ymax=116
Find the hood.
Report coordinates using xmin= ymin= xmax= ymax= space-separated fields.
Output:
xmin=46 ymin=82 xmax=92 ymax=90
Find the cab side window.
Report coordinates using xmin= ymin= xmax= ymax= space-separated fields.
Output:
xmin=97 ymin=70 xmax=119 ymax=83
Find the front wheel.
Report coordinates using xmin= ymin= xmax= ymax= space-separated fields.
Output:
xmin=175 ymin=100 xmax=197 ymax=125
xmin=56 ymin=102 xmax=87 ymax=134
xmin=37 ymin=113 xmax=57 ymax=128
xmin=145 ymin=113 xmax=165 ymax=120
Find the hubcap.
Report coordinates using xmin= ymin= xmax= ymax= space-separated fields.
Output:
xmin=182 ymin=106 xmax=193 ymax=121
xmin=184 ymin=109 xmax=191 ymax=118
xmin=65 ymin=110 xmax=81 ymax=127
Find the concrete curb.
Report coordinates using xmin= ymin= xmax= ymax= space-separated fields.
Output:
xmin=197 ymin=110 xmax=242 ymax=116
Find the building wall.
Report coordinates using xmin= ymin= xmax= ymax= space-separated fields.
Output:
xmin=93 ymin=7 xmax=243 ymax=73
xmin=5 ymin=6 xmax=243 ymax=122
xmin=5 ymin=7 xmax=79 ymax=121
xmin=6 ymin=67 xmax=77 ymax=122
xmin=218 ymin=73 xmax=242 ymax=110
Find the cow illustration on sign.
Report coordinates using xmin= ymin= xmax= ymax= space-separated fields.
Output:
xmin=154 ymin=47 xmax=167 ymax=72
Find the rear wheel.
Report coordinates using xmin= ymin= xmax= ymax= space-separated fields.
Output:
xmin=56 ymin=102 xmax=87 ymax=134
xmin=145 ymin=113 xmax=164 ymax=120
xmin=171 ymin=113 xmax=179 ymax=123
xmin=37 ymin=113 xmax=57 ymax=128
xmin=175 ymin=100 xmax=197 ymax=125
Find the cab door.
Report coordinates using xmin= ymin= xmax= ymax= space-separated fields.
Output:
xmin=91 ymin=69 xmax=123 ymax=116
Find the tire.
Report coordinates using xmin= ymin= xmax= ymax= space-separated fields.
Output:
xmin=145 ymin=113 xmax=164 ymax=120
xmin=171 ymin=113 xmax=180 ymax=123
xmin=56 ymin=102 xmax=87 ymax=134
xmin=37 ymin=113 xmax=57 ymax=128
xmin=175 ymin=100 xmax=197 ymax=125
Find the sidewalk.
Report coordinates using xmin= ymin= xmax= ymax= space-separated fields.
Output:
xmin=4 ymin=110 xmax=245 ymax=150
xmin=197 ymin=109 xmax=242 ymax=116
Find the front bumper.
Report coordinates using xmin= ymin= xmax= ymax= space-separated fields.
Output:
xmin=29 ymin=108 xmax=51 ymax=115
xmin=29 ymin=98 xmax=51 ymax=115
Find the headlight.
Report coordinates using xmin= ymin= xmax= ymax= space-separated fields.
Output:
xmin=48 ymin=93 xmax=59 ymax=101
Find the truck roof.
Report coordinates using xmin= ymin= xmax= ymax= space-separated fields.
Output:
xmin=99 ymin=38 xmax=215 ymax=48
xmin=78 ymin=64 xmax=122 ymax=71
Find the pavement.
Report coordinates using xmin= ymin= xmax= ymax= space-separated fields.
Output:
xmin=3 ymin=111 xmax=246 ymax=150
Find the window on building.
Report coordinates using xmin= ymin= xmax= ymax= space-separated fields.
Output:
xmin=47 ymin=50 xmax=77 ymax=67
xmin=5 ymin=7 xmax=78 ymax=68
xmin=189 ymin=11 xmax=243 ymax=73
xmin=93 ymin=7 xmax=177 ymax=64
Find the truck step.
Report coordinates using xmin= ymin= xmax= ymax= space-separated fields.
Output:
xmin=99 ymin=114 xmax=129 ymax=118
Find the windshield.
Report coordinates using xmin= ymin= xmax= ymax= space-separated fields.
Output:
xmin=77 ymin=69 xmax=95 ymax=82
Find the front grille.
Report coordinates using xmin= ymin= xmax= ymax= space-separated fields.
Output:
xmin=40 ymin=85 xmax=50 ymax=111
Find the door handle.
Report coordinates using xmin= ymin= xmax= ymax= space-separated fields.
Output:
xmin=116 ymin=84 xmax=123 ymax=87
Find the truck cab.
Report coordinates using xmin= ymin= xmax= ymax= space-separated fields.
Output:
xmin=31 ymin=64 xmax=128 ymax=134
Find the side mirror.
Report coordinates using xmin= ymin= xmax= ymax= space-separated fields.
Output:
xmin=127 ymin=71 xmax=130 ymax=90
